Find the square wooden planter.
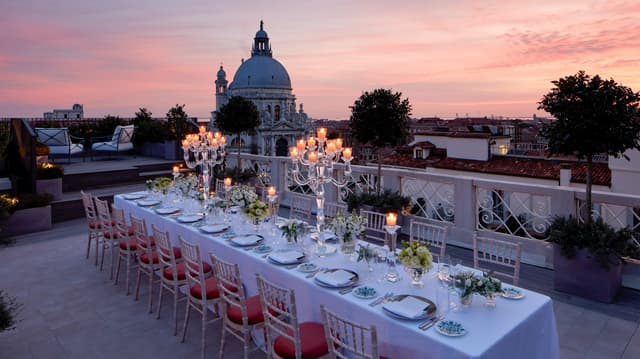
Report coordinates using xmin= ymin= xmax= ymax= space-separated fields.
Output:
xmin=36 ymin=178 xmax=63 ymax=201
xmin=0 ymin=205 xmax=52 ymax=237
xmin=553 ymin=244 xmax=623 ymax=303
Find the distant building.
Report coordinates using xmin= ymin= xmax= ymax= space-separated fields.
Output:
xmin=44 ymin=104 xmax=83 ymax=119
xmin=211 ymin=21 xmax=309 ymax=156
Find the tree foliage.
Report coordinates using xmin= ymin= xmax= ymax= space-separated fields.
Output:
xmin=349 ymin=88 xmax=411 ymax=148
xmin=133 ymin=107 xmax=167 ymax=143
xmin=166 ymin=104 xmax=196 ymax=140
xmin=538 ymin=71 xmax=640 ymax=221
xmin=214 ymin=96 xmax=260 ymax=179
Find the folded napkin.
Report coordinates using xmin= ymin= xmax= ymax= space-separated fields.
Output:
xmin=269 ymin=251 xmax=305 ymax=264
xmin=200 ymin=224 xmax=229 ymax=234
xmin=315 ymin=269 xmax=356 ymax=287
xmin=176 ymin=214 xmax=203 ymax=223
xmin=310 ymin=231 xmax=337 ymax=241
xmin=231 ymin=235 xmax=262 ymax=246
xmin=155 ymin=207 xmax=180 ymax=215
xmin=383 ymin=296 xmax=430 ymax=319
xmin=124 ymin=192 xmax=147 ymax=200
xmin=137 ymin=199 xmax=160 ymax=207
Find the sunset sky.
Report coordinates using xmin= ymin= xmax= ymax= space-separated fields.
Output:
xmin=1 ymin=0 xmax=639 ymax=120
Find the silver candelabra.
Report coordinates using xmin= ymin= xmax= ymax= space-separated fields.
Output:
xmin=290 ymin=127 xmax=353 ymax=256
xmin=181 ymin=126 xmax=227 ymax=201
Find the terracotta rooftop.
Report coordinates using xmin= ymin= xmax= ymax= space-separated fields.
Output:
xmin=378 ymin=150 xmax=611 ymax=186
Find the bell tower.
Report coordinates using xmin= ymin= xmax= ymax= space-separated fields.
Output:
xmin=215 ymin=65 xmax=228 ymax=112
xmin=251 ymin=20 xmax=272 ymax=57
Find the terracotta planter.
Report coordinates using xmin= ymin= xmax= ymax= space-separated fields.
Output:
xmin=0 ymin=205 xmax=52 ymax=237
xmin=553 ymin=244 xmax=623 ymax=303
xmin=36 ymin=178 xmax=63 ymax=201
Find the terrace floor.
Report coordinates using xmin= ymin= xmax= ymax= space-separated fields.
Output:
xmin=1 ymin=219 xmax=640 ymax=358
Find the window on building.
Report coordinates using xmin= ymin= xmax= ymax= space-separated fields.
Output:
xmin=76 ymin=114 xmax=80 ymax=119
xmin=415 ymin=149 xmax=423 ymax=159
xmin=274 ymin=105 xmax=280 ymax=121
xmin=64 ymin=114 xmax=68 ymax=119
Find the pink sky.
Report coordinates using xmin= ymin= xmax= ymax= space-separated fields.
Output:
xmin=1 ymin=0 xmax=639 ymax=120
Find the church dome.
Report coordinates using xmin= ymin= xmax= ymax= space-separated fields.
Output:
xmin=230 ymin=56 xmax=292 ymax=90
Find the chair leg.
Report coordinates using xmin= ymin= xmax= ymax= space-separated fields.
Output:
xmin=86 ymin=232 xmax=92 ymax=259
xmin=114 ymin=254 xmax=122 ymax=285
xmin=218 ymin=318 xmax=227 ymax=359
xmin=201 ymin=309 xmax=207 ymax=359
xmin=147 ymin=270 xmax=154 ymax=313
xmin=181 ymin=301 xmax=191 ymax=343
xmin=134 ymin=268 xmax=142 ymax=301
xmin=99 ymin=243 xmax=106 ymax=271
xmin=156 ymin=283 xmax=164 ymax=319
xmin=125 ymin=255 xmax=132 ymax=295
xmin=109 ymin=245 xmax=117 ymax=280
xmin=172 ymin=288 xmax=179 ymax=336
xmin=243 ymin=329 xmax=251 ymax=359
xmin=95 ymin=236 xmax=100 ymax=266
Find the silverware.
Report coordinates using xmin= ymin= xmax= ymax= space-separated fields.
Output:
xmin=306 ymin=267 xmax=327 ymax=279
xmin=338 ymin=285 xmax=356 ymax=295
xmin=419 ymin=315 xmax=444 ymax=330
xmin=369 ymin=292 xmax=392 ymax=307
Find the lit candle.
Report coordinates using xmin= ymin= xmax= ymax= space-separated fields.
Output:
xmin=172 ymin=166 xmax=179 ymax=174
xmin=199 ymin=125 xmax=206 ymax=134
xmin=317 ymin=127 xmax=327 ymax=140
xmin=326 ymin=141 xmax=336 ymax=153
xmin=342 ymin=147 xmax=352 ymax=160
xmin=224 ymin=177 xmax=232 ymax=187
xmin=268 ymin=186 xmax=276 ymax=196
xmin=214 ymin=132 xmax=221 ymax=139
xmin=307 ymin=136 xmax=316 ymax=148
xmin=220 ymin=136 xmax=226 ymax=145
xmin=386 ymin=212 xmax=397 ymax=227
xmin=335 ymin=138 xmax=343 ymax=149
xmin=297 ymin=139 xmax=306 ymax=151
xmin=308 ymin=151 xmax=318 ymax=163
xmin=290 ymin=147 xmax=299 ymax=159
xmin=206 ymin=132 xmax=213 ymax=140
xmin=182 ymin=139 xmax=189 ymax=149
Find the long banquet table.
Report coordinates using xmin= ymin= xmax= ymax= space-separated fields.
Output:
xmin=115 ymin=194 xmax=560 ymax=359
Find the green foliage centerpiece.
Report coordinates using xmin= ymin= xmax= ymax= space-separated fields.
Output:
xmin=281 ymin=219 xmax=308 ymax=244
xmin=453 ymin=271 xmax=503 ymax=308
xmin=328 ymin=210 xmax=367 ymax=254
xmin=398 ymin=241 xmax=433 ymax=287
xmin=245 ymin=199 xmax=269 ymax=231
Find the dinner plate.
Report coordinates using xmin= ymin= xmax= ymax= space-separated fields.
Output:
xmin=381 ymin=295 xmax=436 ymax=321
xmin=314 ymin=268 xmax=359 ymax=288
xmin=253 ymin=244 xmax=273 ymax=254
xmin=310 ymin=231 xmax=337 ymax=242
xmin=297 ymin=263 xmax=319 ymax=273
xmin=435 ymin=320 xmax=467 ymax=337
xmin=176 ymin=214 xmax=204 ymax=223
xmin=137 ymin=199 xmax=161 ymax=207
xmin=230 ymin=234 xmax=264 ymax=247
xmin=501 ymin=287 xmax=525 ymax=300
xmin=352 ymin=286 xmax=378 ymax=299
xmin=155 ymin=207 xmax=180 ymax=215
xmin=123 ymin=192 xmax=147 ymax=200
xmin=267 ymin=251 xmax=306 ymax=265
xmin=200 ymin=224 xmax=230 ymax=234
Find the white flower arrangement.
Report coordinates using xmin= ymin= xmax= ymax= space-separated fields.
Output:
xmin=397 ymin=240 xmax=433 ymax=270
xmin=147 ymin=177 xmax=173 ymax=193
xmin=244 ymin=200 xmax=269 ymax=221
xmin=327 ymin=210 xmax=367 ymax=243
xmin=230 ymin=185 xmax=258 ymax=208
xmin=174 ymin=173 xmax=199 ymax=197
xmin=281 ymin=219 xmax=308 ymax=243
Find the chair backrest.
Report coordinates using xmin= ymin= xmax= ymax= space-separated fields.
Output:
xmin=215 ymin=179 xmax=226 ymax=199
xmin=179 ymin=236 xmax=209 ymax=296
xmin=473 ymin=233 xmax=522 ymax=285
xmin=321 ymin=305 xmax=379 ymax=359
xmin=359 ymin=209 xmax=387 ymax=246
xmin=111 ymin=206 xmax=131 ymax=246
xmin=36 ymin=127 xmax=70 ymax=147
xmin=289 ymin=193 xmax=313 ymax=222
xmin=256 ymin=274 xmax=302 ymax=358
xmin=94 ymin=197 xmax=114 ymax=236
xmin=80 ymin=190 xmax=97 ymax=225
xmin=152 ymin=224 xmax=178 ymax=274
xmin=210 ymin=254 xmax=246 ymax=321
xmin=409 ymin=219 xmax=448 ymax=261
xmin=324 ymin=202 xmax=347 ymax=220
xmin=111 ymin=125 xmax=134 ymax=144
xmin=130 ymin=214 xmax=152 ymax=255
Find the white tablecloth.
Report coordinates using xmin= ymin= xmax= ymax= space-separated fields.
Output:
xmin=115 ymin=195 xmax=560 ymax=359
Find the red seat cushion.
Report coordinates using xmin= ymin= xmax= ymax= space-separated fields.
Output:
xmin=89 ymin=220 xmax=115 ymax=229
xmin=226 ymin=295 xmax=265 ymax=325
xmin=189 ymin=277 xmax=237 ymax=300
xmin=119 ymin=238 xmax=138 ymax=251
xmin=162 ymin=260 xmax=212 ymax=281
xmin=103 ymin=226 xmax=135 ymax=238
xmin=273 ymin=322 xmax=328 ymax=359
xmin=140 ymin=250 xmax=160 ymax=264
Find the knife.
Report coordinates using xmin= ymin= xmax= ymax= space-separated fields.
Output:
xmin=419 ymin=315 xmax=443 ymax=330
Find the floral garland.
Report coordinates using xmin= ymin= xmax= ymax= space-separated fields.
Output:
xmin=453 ymin=271 xmax=503 ymax=298
xmin=327 ymin=210 xmax=367 ymax=243
xmin=230 ymin=185 xmax=258 ymax=208
xmin=244 ymin=200 xmax=269 ymax=221
xmin=398 ymin=240 xmax=433 ymax=270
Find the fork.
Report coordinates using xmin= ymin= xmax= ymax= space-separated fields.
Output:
xmin=419 ymin=314 xmax=444 ymax=330
xmin=369 ymin=292 xmax=393 ymax=307
xmin=306 ymin=267 xmax=327 ymax=279
xmin=338 ymin=285 xmax=357 ymax=295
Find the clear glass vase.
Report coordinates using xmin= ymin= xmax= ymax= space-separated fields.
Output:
xmin=460 ymin=293 xmax=473 ymax=308
xmin=405 ymin=267 xmax=427 ymax=287
xmin=340 ymin=233 xmax=356 ymax=254
xmin=483 ymin=293 xmax=497 ymax=308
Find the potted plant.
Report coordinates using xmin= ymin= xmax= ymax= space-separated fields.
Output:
xmin=548 ymin=216 xmax=638 ymax=302
xmin=0 ymin=193 xmax=53 ymax=237
xmin=36 ymin=162 xmax=64 ymax=200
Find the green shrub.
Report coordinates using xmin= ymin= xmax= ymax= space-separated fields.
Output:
xmin=346 ymin=189 xmax=411 ymax=214
xmin=12 ymin=193 xmax=53 ymax=212
xmin=134 ymin=119 xmax=168 ymax=144
xmin=0 ymin=290 xmax=22 ymax=332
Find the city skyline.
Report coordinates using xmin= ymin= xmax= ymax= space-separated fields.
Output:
xmin=1 ymin=0 xmax=639 ymax=120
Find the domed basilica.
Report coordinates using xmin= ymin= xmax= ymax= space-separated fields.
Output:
xmin=212 ymin=21 xmax=310 ymax=156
